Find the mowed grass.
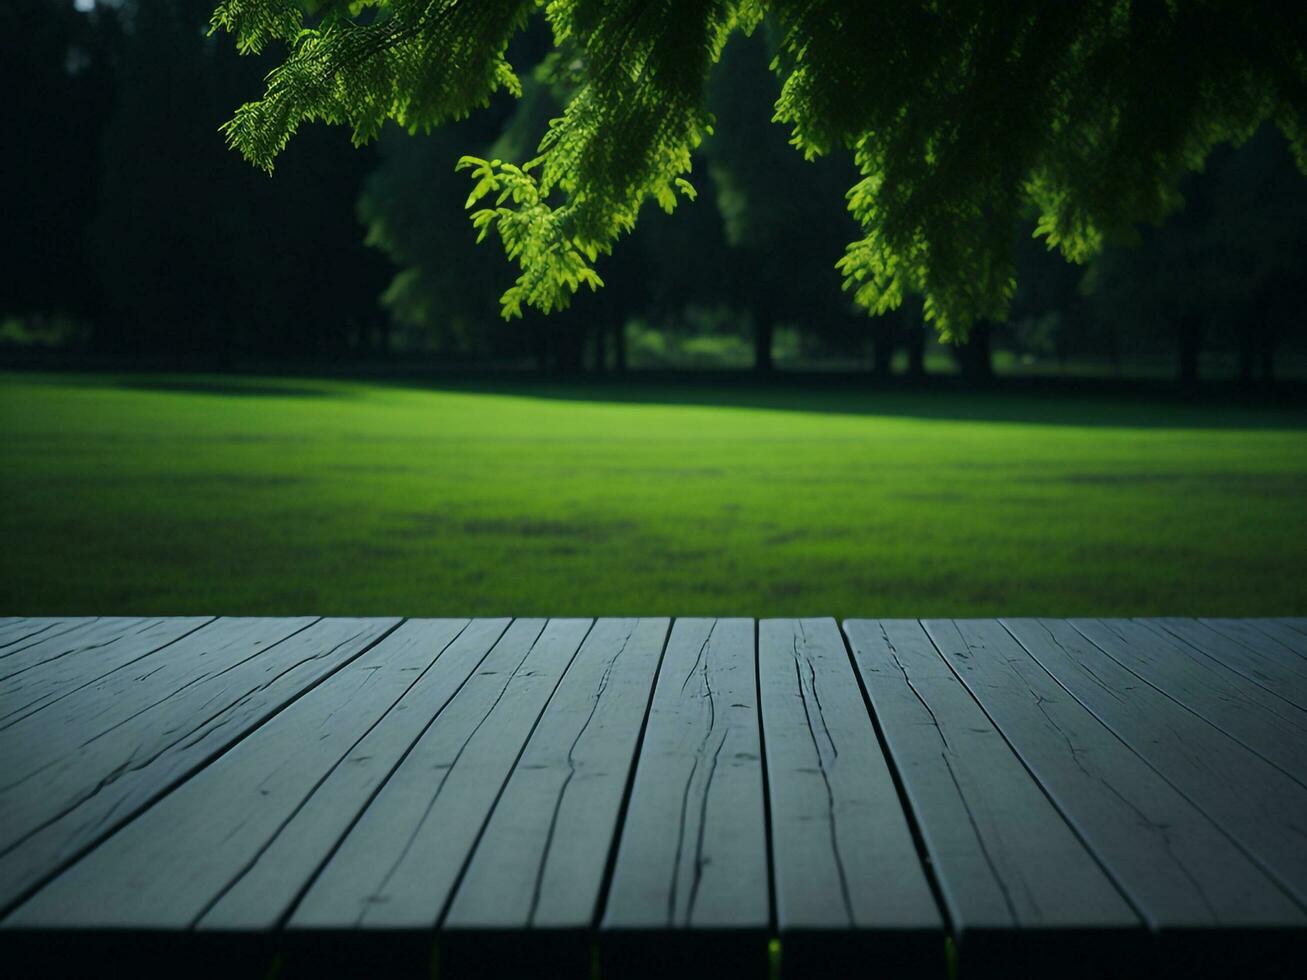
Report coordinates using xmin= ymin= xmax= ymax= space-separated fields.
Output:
xmin=2 ymin=371 xmax=1306 ymax=616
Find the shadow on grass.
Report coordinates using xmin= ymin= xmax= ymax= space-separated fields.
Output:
xmin=369 ymin=372 xmax=1307 ymax=430
xmin=7 ymin=366 xmax=1307 ymax=429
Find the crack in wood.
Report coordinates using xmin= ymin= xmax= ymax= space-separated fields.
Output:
xmin=791 ymin=627 xmax=854 ymax=925
xmin=358 ymin=625 xmax=544 ymax=922
xmin=668 ymin=620 xmax=718 ymax=924
xmin=526 ymin=623 xmax=635 ymax=925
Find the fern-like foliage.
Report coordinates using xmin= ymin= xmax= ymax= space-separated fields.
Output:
xmin=214 ymin=0 xmax=1307 ymax=334
xmin=215 ymin=1 xmax=532 ymax=168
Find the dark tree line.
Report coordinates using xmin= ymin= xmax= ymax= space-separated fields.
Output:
xmin=4 ymin=0 xmax=388 ymax=362
xmin=5 ymin=3 xmax=1305 ymax=383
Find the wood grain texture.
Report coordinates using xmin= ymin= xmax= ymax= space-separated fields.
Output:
xmin=1021 ymin=618 xmax=1307 ymax=907
xmin=1074 ymin=619 xmax=1307 ymax=784
xmin=0 ymin=617 xmax=395 ymax=912
xmin=0 ymin=618 xmax=316 ymax=786
xmin=601 ymin=618 xmax=769 ymax=979
xmin=0 ymin=618 xmax=108 ymax=673
xmin=2 ymin=614 xmax=1305 ymax=979
xmin=1205 ymin=619 xmax=1307 ymax=661
xmin=849 ymin=620 xmax=1139 ymax=979
xmin=974 ymin=619 xmax=1304 ymax=928
xmin=3 ymin=619 xmax=470 ymax=931
xmin=199 ymin=618 xmax=511 ymax=931
xmin=760 ymin=618 xmax=941 ymax=976
xmin=288 ymin=618 xmax=592 ymax=933
xmin=0 ymin=618 xmax=213 ymax=724
xmin=1150 ymin=617 xmax=1307 ymax=711
xmin=0 ymin=619 xmax=85 ymax=652
xmin=441 ymin=618 xmax=670 ymax=979
xmin=847 ymin=621 xmax=1135 ymax=927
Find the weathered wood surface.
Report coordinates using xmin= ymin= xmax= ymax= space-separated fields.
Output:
xmin=1022 ymin=619 xmax=1307 ymax=907
xmin=0 ymin=617 xmax=214 ymax=726
xmin=1154 ymin=617 xmax=1307 ymax=707
xmin=5 ymin=620 xmax=467 ymax=930
xmin=0 ymin=619 xmax=91 ymax=652
xmin=847 ymin=619 xmax=1140 ymax=978
xmin=288 ymin=619 xmax=591 ymax=933
xmin=989 ymin=619 xmax=1303 ymax=929
xmin=0 ymin=617 xmax=387 ymax=910
xmin=601 ymin=617 xmax=769 ymax=978
xmin=1 ymin=616 xmax=1305 ymax=980
xmin=1205 ymin=618 xmax=1307 ymax=660
xmin=1084 ymin=618 xmax=1307 ymax=778
xmin=760 ymin=618 xmax=940 ymax=975
xmin=441 ymin=618 xmax=669 ymax=978
xmin=198 ymin=618 xmax=508 ymax=933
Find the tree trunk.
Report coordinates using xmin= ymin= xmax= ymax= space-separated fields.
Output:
xmin=613 ymin=319 xmax=627 ymax=374
xmin=1260 ymin=329 xmax=1276 ymax=383
xmin=872 ymin=340 xmax=894 ymax=377
xmin=1239 ymin=326 xmax=1256 ymax=386
xmin=754 ymin=317 xmax=774 ymax=374
xmin=1104 ymin=321 xmax=1121 ymax=369
xmin=592 ymin=323 xmax=607 ymax=374
xmin=870 ymin=319 xmax=894 ymax=377
xmin=552 ymin=320 xmax=587 ymax=374
xmin=533 ymin=324 xmax=549 ymax=374
xmin=1177 ymin=314 xmax=1201 ymax=390
xmin=905 ymin=322 xmax=926 ymax=379
xmin=954 ymin=321 xmax=993 ymax=381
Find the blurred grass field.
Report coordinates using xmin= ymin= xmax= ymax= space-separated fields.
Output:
xmin=2 ymin=371 xmax=1305 ymax=616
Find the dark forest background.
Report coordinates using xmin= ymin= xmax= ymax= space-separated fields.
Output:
xmin=5 ymin=0 xmax=1307 ymax=387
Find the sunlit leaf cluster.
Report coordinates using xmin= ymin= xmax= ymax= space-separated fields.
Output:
xmin=214 ymin=1 xmax=1307 ymax=334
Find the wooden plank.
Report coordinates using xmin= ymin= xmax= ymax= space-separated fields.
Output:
xmin=0 ymin=617 xmax=140 ymax=680
xmin=0 ymin=617 xmax=396 ymax=912
xmin=1281 ymin=618 xmax=1307 ymax=636
xmin=978 ymin=620 xmax=1304 ymax=932
xmin=0 ymin=619 xmax=39 ymax=646
xmin=759 ymin=618 xmax=941 ymax=976
xmin=1018 ymin=618 xmax=1307 ymax=907
xmin=196 ymin=618 xmax=511 ymax=932
xmin=1150 ymin=621 xmax=1307 ymax=716
xmin=0 ymin=619 xmax=85 ymax=651
xmin=847 ymin=620 xmax=1138 ymax=978
xmin=1074 ymin=619 xmax=1307 ymax=785
xmin=0 ymin=617 xmax=316 ymax=778
xmin=283 ymin=619 xmax=591 ymax=976
xmin=1201 ymin=619 xmax=1307 ymax=663
xmin=440 ymin=618 xmax=670 ymax=979
xmin=0 ymin=618 xmax=98 ymax=661
xmin=601 ymin=618 xmax=769 ymax=980
xmin=0 ymin=617 xmax=214 ymax=724
xmin=3 ymin=617 xmax=476 ymax=963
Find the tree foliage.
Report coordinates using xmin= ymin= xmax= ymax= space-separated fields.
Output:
xmin=213 ymin=1 xmax=1307 ymax=337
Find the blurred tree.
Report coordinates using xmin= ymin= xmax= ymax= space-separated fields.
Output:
xmin=356 ymin=22 xmax=548 ymax=363
xmin=213 ymin=1 xmax=1307 ymax=342
xmin=0 ymin=0 xmax=117 ymax=327
xmin=1204 ymin=129 xmax=1307 ymax=383
xmin=1008 ymin=228 xmax=1104 ymax=368
xmin=1086 ymin=127 xmax=1307 ymax=385
xmin=704 ymin=30 xmax=864 ymax=374
xmin=359 ymin=122 xmax=520 ymax=359
xmin=92 ymin=0 xmax=388 ymax=359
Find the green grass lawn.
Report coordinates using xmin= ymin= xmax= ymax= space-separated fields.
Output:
xmin=2 ymin=371 xmax=1305 ymax=616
